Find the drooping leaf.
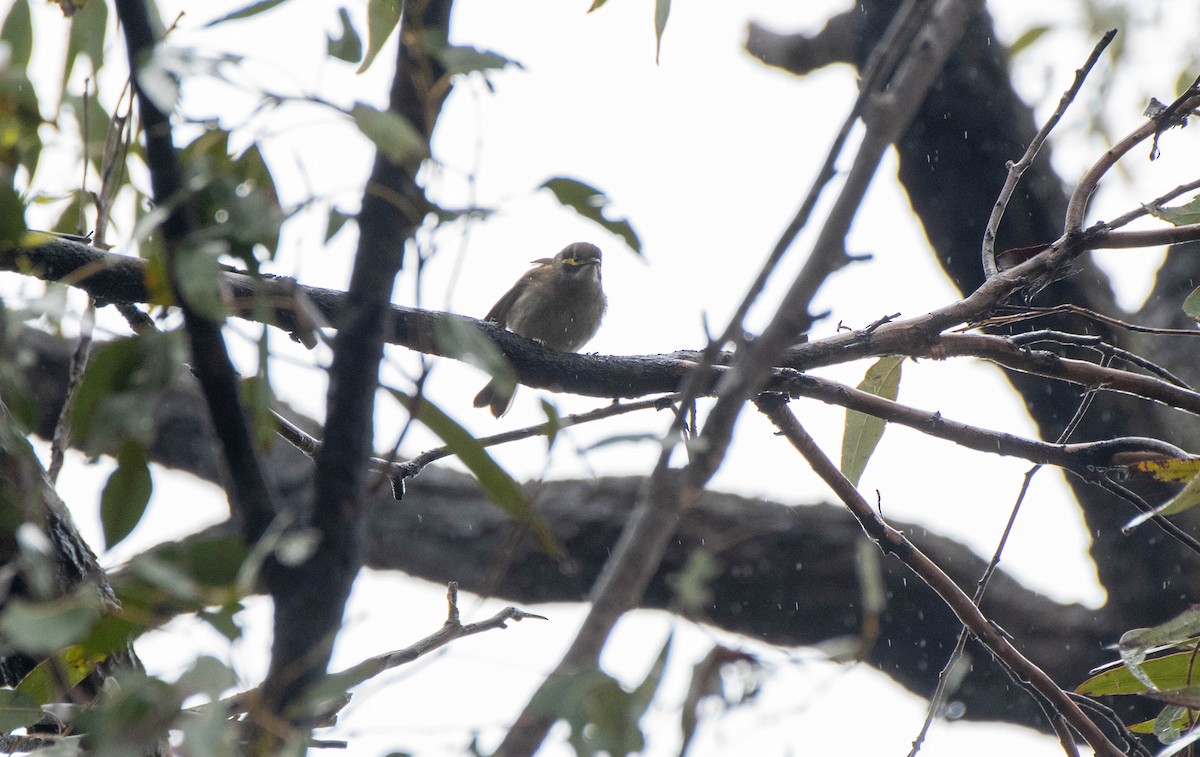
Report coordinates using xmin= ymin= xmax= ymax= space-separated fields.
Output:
xmin=16 ymin=645 xmax=107 ymax=704
xmin=350 ymin=102 xmax=428 ymax=165
xmin=387 ymin=389 xmax=560 ymax=558
xmin=1125 ymin=468 xmax=1200 ymax=530
xmin=204 ymin=0 xmax=289 ymax=27
xmin=100 ymin=440 xmax=153 ymax=549
xmin=327 ymin=8 xmax=363 ymax=63
xmin=540 ymin=177 xmax=641 ymax=255
xmin=1114 ymin=607 xmax=1200 ymax=692
xmin=357 ymin=0 xmax=401 ymax=74
xmin=654 ymin=0 xmax=671 ymax=64
xmin=840 ymin=356 xmax=903 ymax=487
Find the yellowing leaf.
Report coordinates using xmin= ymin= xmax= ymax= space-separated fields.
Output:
xmin=1126 ymin=456 xmax=1200 ymax=483
xmin=841 ymin=356 xmax=903 ymax=487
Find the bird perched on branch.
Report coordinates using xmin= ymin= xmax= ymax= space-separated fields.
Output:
xmin=473 ymin=242 xmax=607 ymax=417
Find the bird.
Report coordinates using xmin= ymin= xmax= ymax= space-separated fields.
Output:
xmin=473 ymin=242 xmax=607 ymax=417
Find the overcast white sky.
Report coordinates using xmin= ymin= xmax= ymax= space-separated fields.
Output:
xmin=9 ymin=0 xmax=1200 ymax=754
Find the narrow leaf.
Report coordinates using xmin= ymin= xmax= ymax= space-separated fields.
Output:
xmin=840 ymin=356 xmax=903 ymax=486
xmin=357 ymin=0 xmax=401 ymax=74
xmin=540 ymin=177 xmax=641 ymax=255
xmin=204 ymin=0 xmax=289 ymax=27
xmin=387 ymin=390 xmax=561 ymax=558
xmin=100 ymin=441 xmax=153 ymax=549
xmin=16 ymin=645 xmax=106 ymax=704
xmin=1007 ymin=25 xmax=1051 ymax=58
xmin=654 ymin=0 xmax=671 ymax=64
xmin=1077 ymin=651 xmax=1200 ymax=696
xmin=1125 ymin=467 xmax=1200 ymax=530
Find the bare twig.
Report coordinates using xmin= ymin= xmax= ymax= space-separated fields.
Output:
xmin=1105 ymin=177 xmax=1200 ymax=231
xmin=47 ymin=301 xmax=94 ymax=483
xmin=208 ymin=583 xmax=544 ymax=719
xmin=754 ymin=397 xmax=1121 ymax=757
xmin=1064 ymin=81 xmax=1200 ymax=233
xmin=982 ymin=29 xmax=1115 ymax=279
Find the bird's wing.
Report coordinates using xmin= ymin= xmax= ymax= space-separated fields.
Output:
xmin=484 ymin=259 xmax=553 ymax=326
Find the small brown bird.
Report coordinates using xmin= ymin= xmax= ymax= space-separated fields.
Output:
xmin=473 ymin=242 xmax=607 ymax=417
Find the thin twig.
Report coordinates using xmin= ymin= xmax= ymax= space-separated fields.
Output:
xmin=47 ymin=301 xmax=95 ymax=483
xmin=1064 ymin=81 xmax=1200 ymax=233
xmin=1105 ymin=177 xmax=1200 ymax=231
xmin=910 ymin=377 xmax=1102 ymax=754
xmin=1010 ymin=329 xmax=1192 ymax=388
xmin=970 ymin=303 xmax=1200 ymax=337
xmin=982 ymin=30 xmax=1116 ymax=279
xmin=755 ymin=397 xmax=1120 ymax=757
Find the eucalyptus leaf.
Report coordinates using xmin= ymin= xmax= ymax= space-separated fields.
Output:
xmin=100 ymin=440 xmax=153 ymax=550
xmin=350 ymin=102 xmax=428 ymax=165
xmin=358 ymin=0 xmax=401 ymax=74
xmin=387 ymin=389 xmax=561 ymax=558
xmin=840 ymin=356 xmax=903 ymax=487
xmin=327 ymin=8 xmax=363 ymax=63
xmin=0 ymin=688 xmax=41 ymax=733
xmin=540 ymin=177 xmax=641 ymax=255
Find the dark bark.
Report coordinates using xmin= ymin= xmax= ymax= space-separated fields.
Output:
xmin=6 ymin=324 xmax=1121 ymax=729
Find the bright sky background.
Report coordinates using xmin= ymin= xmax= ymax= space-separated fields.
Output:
xmin=8 ymin=0 xmax=1200 ymax=754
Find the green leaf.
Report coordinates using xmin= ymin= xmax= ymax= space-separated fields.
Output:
xmin=1077 ymin=651 xmax=1200 ymax=696
xmin=0 ymin=169 xmax=28 ymax=244
xmin=62 ymin=0 xmax=108 ymax=94
xmin=533 ymin=668 xmax=647 ymax=757
xmin=540 ymin=177 xmax=641 ymax=255
xmin=1147 ymin=195 xmax=1200 ymax=227
xmin=387 ymin=390 xmax=561 ymax=559
xmin=434 ymin=44 xmax=521 ymax=77
xmin=1184 ymin=286 xmax=1200 ymax=322
xmin=357 ymin=0 xmax=401 ymax=74
xmin=0 ymin=592 xmax=102 ymax=655
xmin=240 ymin=373 xmax=276 ymax=450
xmin=71 ymin=332 xmax=183 ymax=454
xmin=350 ymin=102 xmax=428 ymax=165
xmin=204 ymin=0 xmax=290 ymax=27
xmin=1125 ymin=467 xmax=1200 ymax=530
xmin=654 ymin=0 xmax=671 ymax=64
xmin=840 ymin=356 xmax=903 ymax=487
xmin=180 ymin=128 xmax=285 ymax=266
xmin=1 ymin=0 xmax=32 ymax=70
xmin=1007 ymin=25 xmax=1050 ymax=58
xmin=587 ymin=0 xmax=609 ymax=11
xmin=174 ymin=240 xmax=227 ymax=321
xmin=0 ymin=689 xmax=41 ymax=732
xmin=327 ymin=8 xmax=363 ymax=63
xmin=100 ymin=441 xmax=153 ymax=550
xmin=16 ymin=645 xmax=106 ymax=704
